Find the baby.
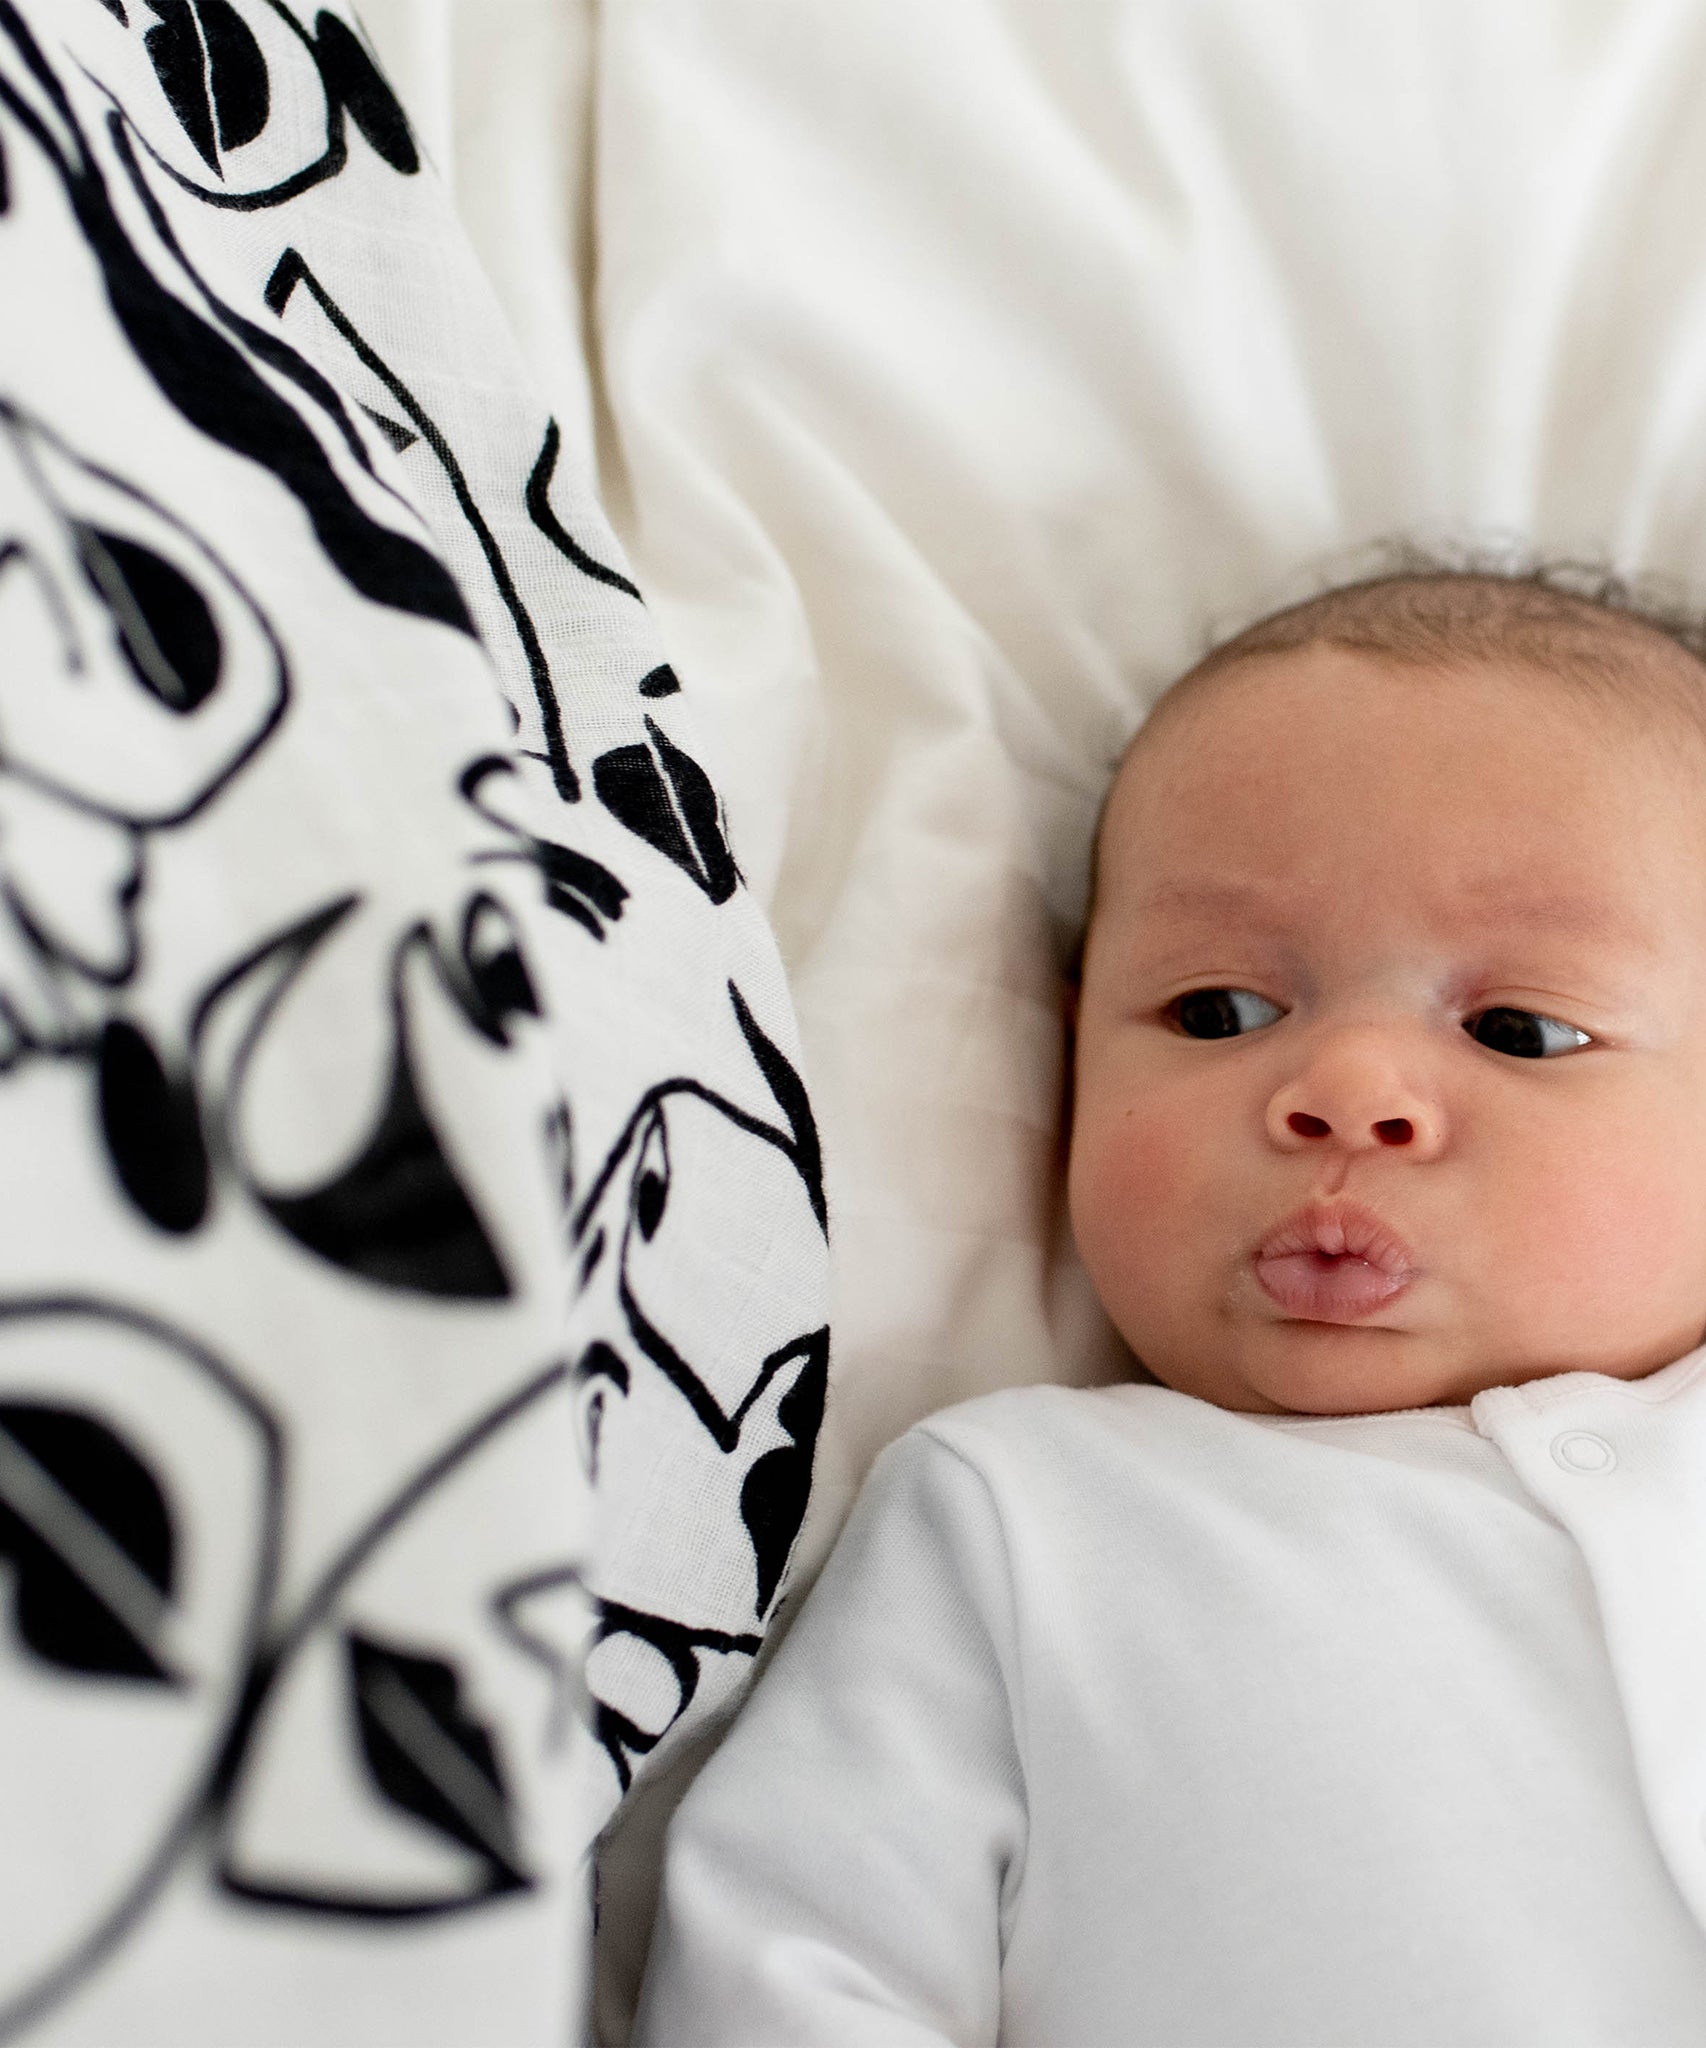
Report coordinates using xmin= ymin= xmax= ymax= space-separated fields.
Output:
xmin=633 ymin=573 xmax=1706 ymax=2046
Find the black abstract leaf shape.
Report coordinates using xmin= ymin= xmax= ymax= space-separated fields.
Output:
xmin=524 ymin=420 xmax=640 ymax=600
xmin=638 ymin=664 xmax=680 ymax=698
xmin=200 ymin=0 xmax=269 ymax=153
xmin=455 ymin=894 xmax=539 ymax=1047
xmin=313 ymin=13 xmax=417 ymax=175
xmin=98 ymin=1019 xmax=210 ymax=1235
xmin=729 ymin=983 xmax=827 ymax=1231
xmin=592 ymin=717 xmax=740 ymax=903
xmin=534 ymin=838 xmax=628 ymax=938
xmin=739 ymin=1331 xmax=829 ymax=1617
xmin=262 ymin=1014 xmax=509 ymax=1299
xmin=0 ymin=1403 xmax=180 ymax=1682
xmin=73 ymin=524 xmax=221 ymax=713
xmin=346 ymin=1632 xmax=528 ymax=1888
xmin=142 ymin=1 xmax=218 ymax=171
xmin=96 ymin=0 xmax=129 ymax=20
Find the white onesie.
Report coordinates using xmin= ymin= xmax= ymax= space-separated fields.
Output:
xmin=635 ymin=1351 xmax=1706 ymax=2046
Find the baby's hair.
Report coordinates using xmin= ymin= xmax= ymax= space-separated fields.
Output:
xmin=1177 ymin=551 xmax=1706 ymax=728
xmin=1072 ymin=549 xmax=1706 ymax=976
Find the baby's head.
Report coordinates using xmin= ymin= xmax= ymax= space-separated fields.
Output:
xmin=1069 ymin=572 xmax=1706 ymax=1415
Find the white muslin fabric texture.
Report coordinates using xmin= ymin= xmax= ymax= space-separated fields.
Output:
xmin=636 ymin=1352 xmax=1706 ymax=2046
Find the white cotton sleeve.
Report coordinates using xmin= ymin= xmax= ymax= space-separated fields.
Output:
xmin=631 ymin=1426 xmax=1025 ymax=2048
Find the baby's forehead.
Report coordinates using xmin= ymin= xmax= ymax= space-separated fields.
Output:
xmin=1085 ymin=576 xmax=1706 ymax=939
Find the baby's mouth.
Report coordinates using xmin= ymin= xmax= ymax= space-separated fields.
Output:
xmin=1253 ymin=1202 xmax=1417 ymax=1323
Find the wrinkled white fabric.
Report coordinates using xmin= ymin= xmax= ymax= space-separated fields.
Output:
xmin=638 ymin=1356 xmax=1706 ymax=2046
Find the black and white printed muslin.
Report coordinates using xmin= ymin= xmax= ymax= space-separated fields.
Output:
xmin=0 ymin=4 xmax=829 ymax=2041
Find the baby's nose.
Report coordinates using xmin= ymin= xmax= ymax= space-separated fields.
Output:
xmin=1266 ymin=1037 xmax=1443 ymax=1158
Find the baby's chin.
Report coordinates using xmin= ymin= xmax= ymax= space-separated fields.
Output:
xmin=1138 ymin=1326 xmax=1511 ymax=1418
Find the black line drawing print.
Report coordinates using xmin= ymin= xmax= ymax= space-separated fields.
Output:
xmin=588 ymin=1603 xmax=763 ymax=1796
xmin=264 ymin=253 xmax=651 ymax=803
xmin=89 ymin=0 xmax=417 ymax=207
xmin=591 ymin=716 xmax=742 ymax=903
xmin=0 ymin=7 xmax=472 ymax=631
xmin=214 ymin=1360 xmax=578 ymax=1918
xmin=461 ymin=755 xmax=629 ymax=942
xmin=264 ymin=248 xmax=578 ymax=797
xmin=571 ymin=984 xmax=829 ymax=1789
xmin=524 ymin=420 xmax=640 ymax=602
xmin=0 ymin=1299 xmax=281 ymax=2043
xmin=0 ymin=400 xmax=287 ymax=1065
xmin=188 ymin=893 xmax=539 ymax=1298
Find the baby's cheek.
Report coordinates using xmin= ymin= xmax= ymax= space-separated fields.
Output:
xmin=1068 ymin=1093 xmax=1207 ymax=1290
xmin=1497 ymin=1134 xmax=1706 ymax=1330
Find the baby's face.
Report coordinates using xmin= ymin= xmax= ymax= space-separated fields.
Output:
xmin=1069 ymin=643 xmax=1706 ymax=1414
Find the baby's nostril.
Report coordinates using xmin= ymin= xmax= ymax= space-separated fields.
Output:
xmin=1287 ymin=1112 xmax=1331 ymax=1138
xmin=1374 ymin=1118 xmax=1413 ymax=1146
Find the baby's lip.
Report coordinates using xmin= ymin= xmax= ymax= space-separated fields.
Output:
xmin=1253 ymin=1201 xmax=1418 ymax=1323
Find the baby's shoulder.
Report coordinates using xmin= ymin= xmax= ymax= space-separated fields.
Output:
xmin=899 ymin=1376 xmax=1231 ymax=1502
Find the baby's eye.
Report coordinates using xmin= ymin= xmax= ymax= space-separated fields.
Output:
xmin=1464 ymin=1007 xmax=1591 ymax=1059
xmin=1168 ymin=988 xmax=1284 ymax=1040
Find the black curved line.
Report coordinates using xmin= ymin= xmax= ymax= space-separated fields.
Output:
xmin=0 ymin=859 xmax=139 ymax=990
xmin=0 ymin=29 xmax=86 ymax=235
xmin=590 ymin=1600 xmax=763 ymax=1789
xmin=616 ymin=1267 xmax=738 ymax=1453
xmin=729 ymin=984 xmax=826 ymax=1232
xmin=266 ymin=251 xmax=580 ymax=802
xmin=490 ymin=1562 xmax=585 ymax=1751
xmin=572 ymin=1076 xmax=800 ymax=1241
xmin=187 ymin=891 xmax=358 ymax=1052
xmin=590 ymin=1601 xmax=762 ymax=1788
xmin=216 ymin=1874 xmax=513 ymax=1920
xmin=523 ymin=421 xmax=640 ymax=601
xmin=0 ymin=1297 xmax=283 ymax=2046
xmin=0 ymin=397 xmax=293 ymax=829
